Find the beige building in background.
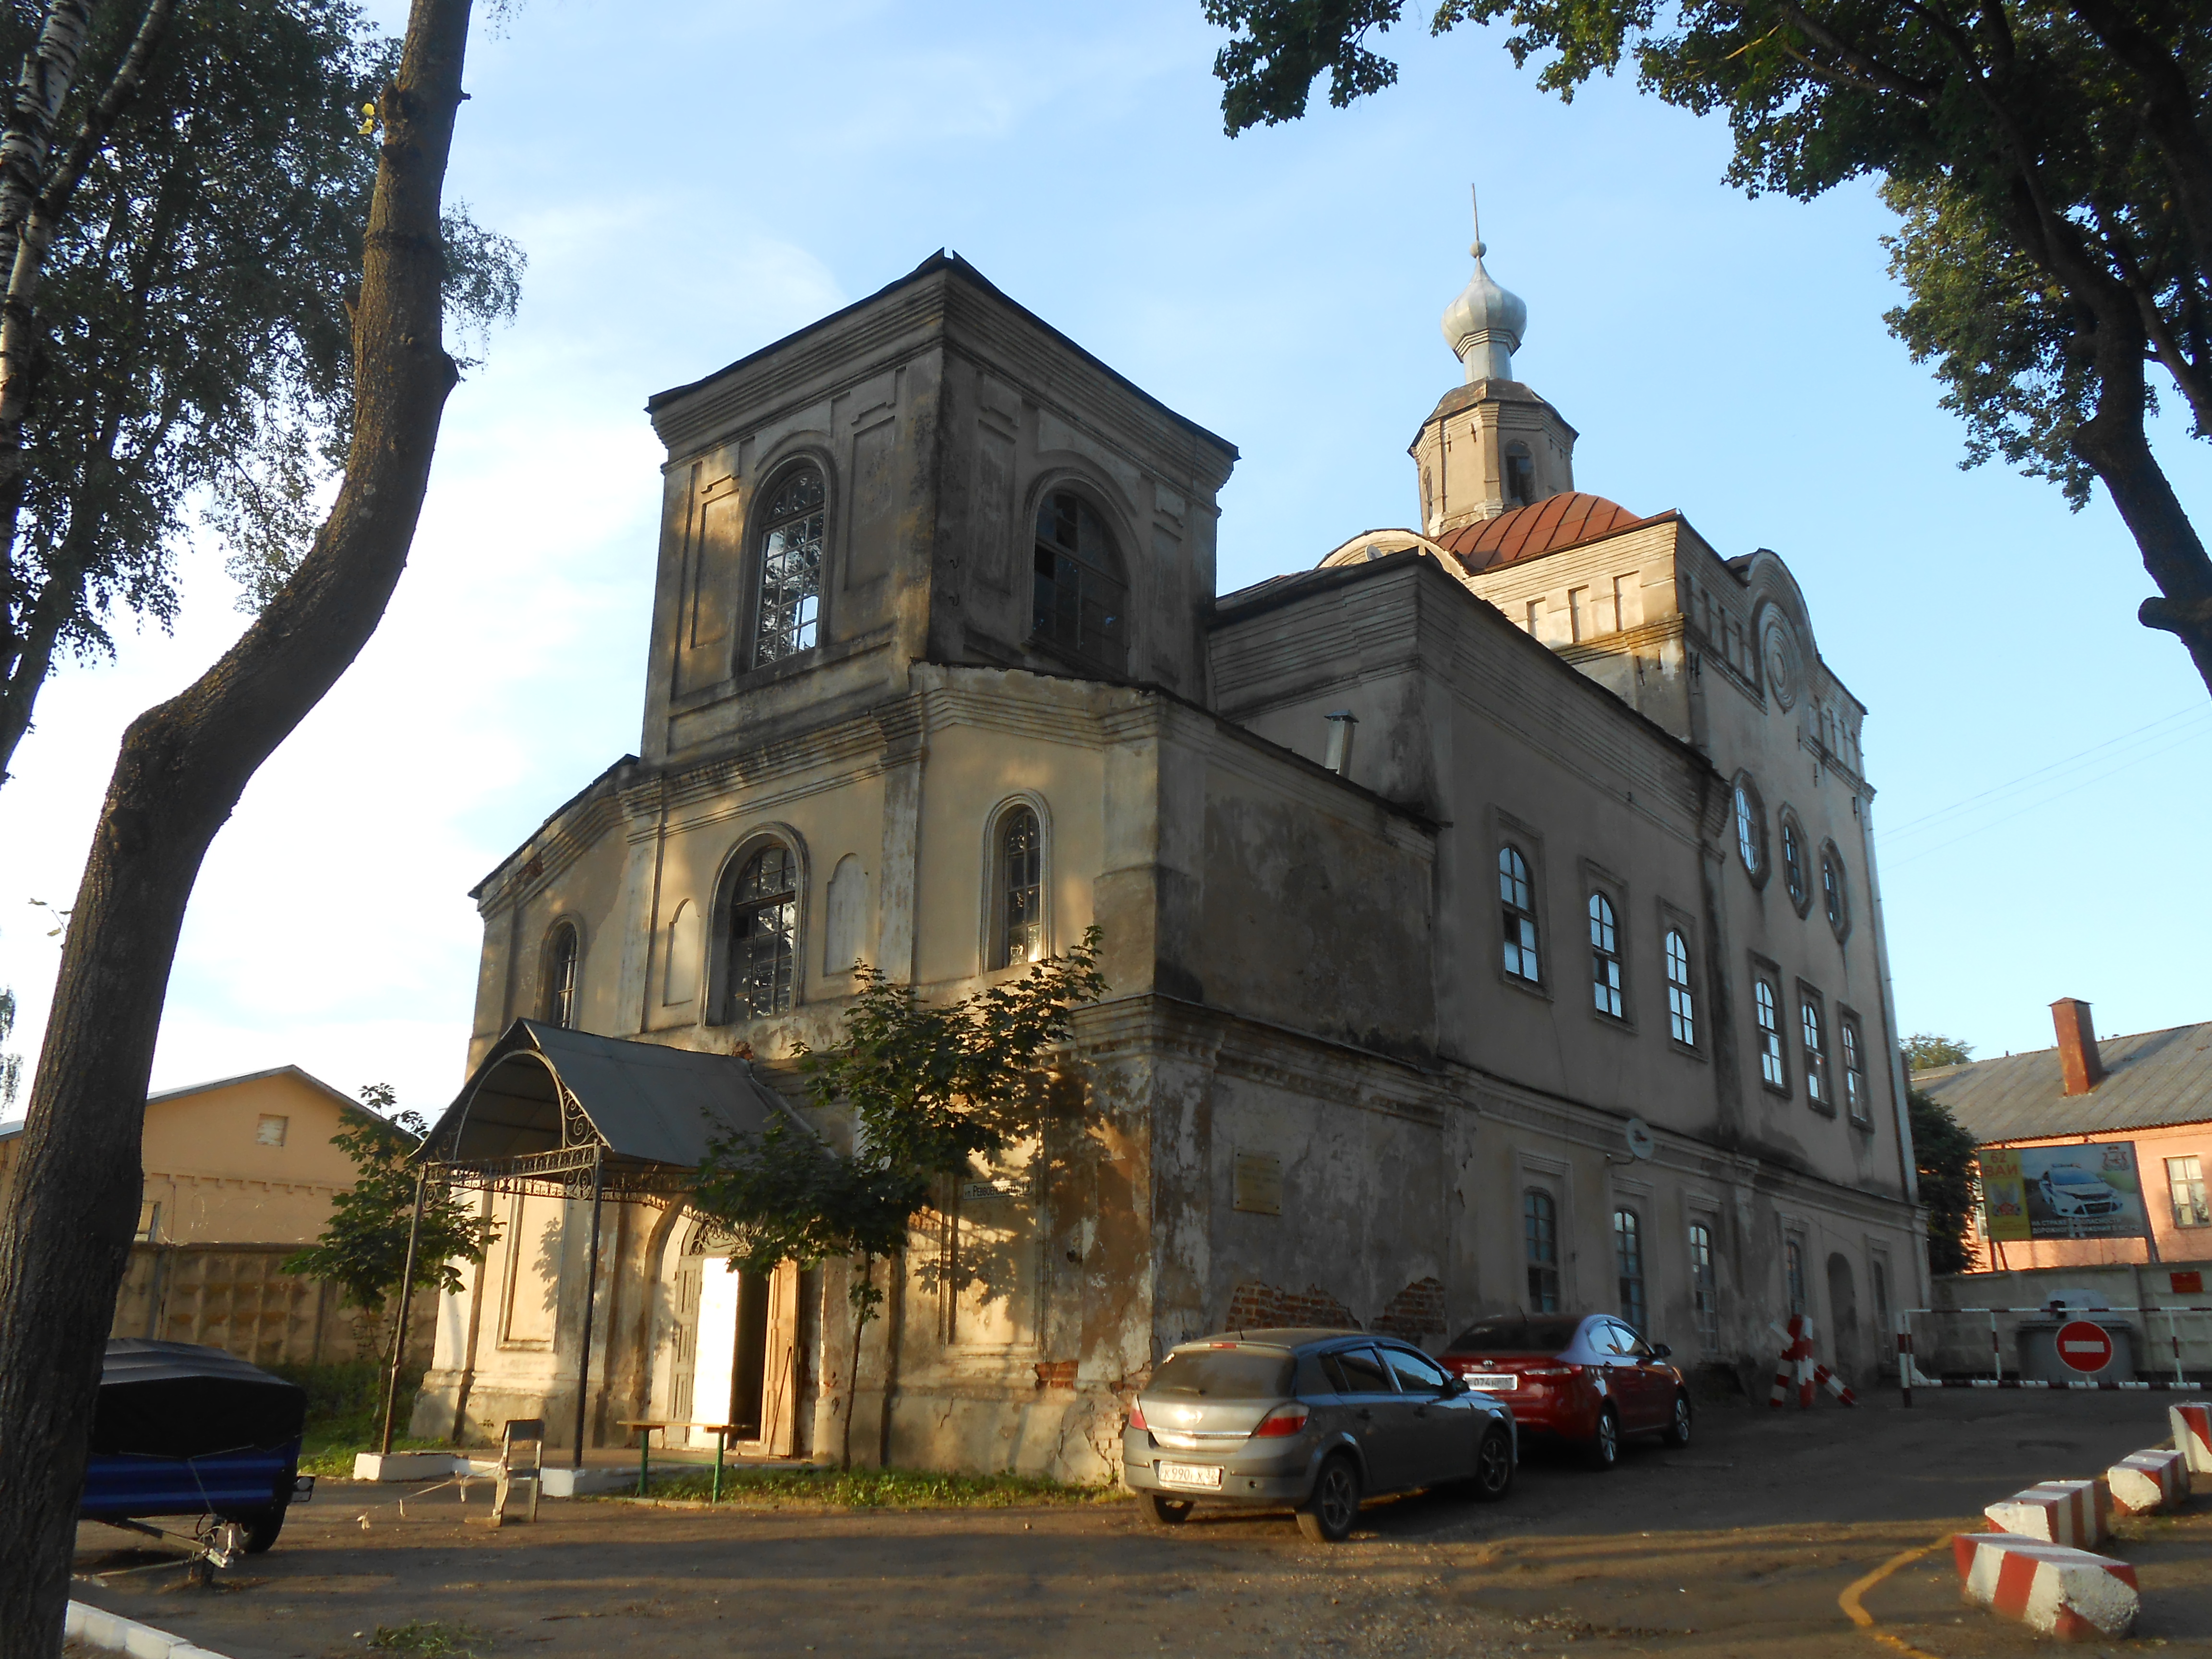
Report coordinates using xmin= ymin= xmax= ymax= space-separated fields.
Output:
xmin=415 ymin=235 xmax=1924 ymax=1474
xmin=0 ymin=1066 xmax=396 ymax=1366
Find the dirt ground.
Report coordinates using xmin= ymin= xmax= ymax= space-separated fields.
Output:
xmin=68 ymin=1388 xmax=2212 ymax=1659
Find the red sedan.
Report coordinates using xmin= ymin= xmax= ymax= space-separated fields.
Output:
xmin=1440 ymin=1313 xmax=1692 ymax=1469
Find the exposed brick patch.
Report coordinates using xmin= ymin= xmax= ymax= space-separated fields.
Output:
xmin=1034 ymin=1359 xmax=1078 ymax=1390
xmin=1371 ymin=1276 xmax=1447 ymax=1340
xmin=1224 ymin=1280 xmax=1359 ymax=1333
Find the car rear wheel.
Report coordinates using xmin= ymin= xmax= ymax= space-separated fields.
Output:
xmin=1468 ymin=1427 xmax=1514 ymax=1502
xmin=219 ymin=1506 xmax=287 ymax=1554
xmin=1663 ymin=1394 xmax=1693 ymax=1447
xmin=1296 ymin=1455 xmax=1361 ymax=1543
xmin=1588 ymin=1405 xmax=1620 ymax=1471
xmin=1145 ymin=1494 xmax=1193 ymax=1527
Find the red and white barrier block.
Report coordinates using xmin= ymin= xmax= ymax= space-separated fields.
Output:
xmin=1984 ymin=1479 xmax=2111 ymax=1548
xmin=2171 ymin=1402 xmax=2212 ymax=1489
xmin=1953 ymin=1534 xmax=2139 ymax=1641
xmin=2106 ymin=1447 xmax=2189 ymax=1515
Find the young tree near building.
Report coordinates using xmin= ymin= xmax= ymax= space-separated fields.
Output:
xmin=0 ymin=0 xmax=520 ymax=788
xmin=0 ymin=1 xmax=482 ymax=1648
xmin=1903 ymin=1032 xmax=1976 ymax=1071
xmin=1909 ymin=1086 xmax=1981 ymax=1274
xmin=1202 ymin=0 xmax=2212 ymax=696
xmin=283 ymin=1083 xmax=499 ymax=1361
xmin=693 ymin=930 xmax=1107 ymax=1468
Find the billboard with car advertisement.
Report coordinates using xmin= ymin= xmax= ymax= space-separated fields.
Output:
xmin=1980 ymin=1142 xmax=2152 ymax=1242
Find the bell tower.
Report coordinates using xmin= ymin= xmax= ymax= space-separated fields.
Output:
xmin=1410 ymin=192 xmax=1578 ymax=540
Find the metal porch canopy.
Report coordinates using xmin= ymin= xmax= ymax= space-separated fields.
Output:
xmin=381 ymin=1020 xmax=787 ymax=1467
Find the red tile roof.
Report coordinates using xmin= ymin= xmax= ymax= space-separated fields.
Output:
xmin=1438 ymin=492 xmax=1659 ymax=572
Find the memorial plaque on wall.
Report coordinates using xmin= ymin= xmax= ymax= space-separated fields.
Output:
xmin=1233 ymin=1152 xmax=1283 ymax=1216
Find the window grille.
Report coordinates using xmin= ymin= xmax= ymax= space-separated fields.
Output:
xmin=2169 ymin=1156 xmax=2210 ymax=1228
xmin=1523 ymin=1189 xmax=1560 ymax=1312
xmin=998 ymin=807 xmax=1044 ymax=967
xmin=1500 ymin=846 xmax=1540 ymax=983
xmin=1664 ymin=929 xmax=1696 ymax=1046
xmin=1755 ymin=979 xmax=1786 ymax=1089
xmin=729 ymin=845 xmax=798 ymax=1016
xmin=1032 ymin=492 xmax=1127 ymax=671
xmin=753 ymin=467 xmax=825 ymax=665
xmin=1613 ymin=1208 xmax=1646 ymax=1331
xmin=1688 ymin=1221 xmax=1719 ymax=1350
xmin=1588 ymin=893 xmax=1623 ymax=1018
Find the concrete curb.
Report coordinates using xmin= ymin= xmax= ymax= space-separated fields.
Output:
xmin=2107 ymin=1447 xmax=2188 ymax=1515
xmin=1952 ymin=1535 xmax=2139 ymax=1641
xmin=66 ymin=1599 xmax=233 ymax=1659
xmin=1984 ymin=1478 xmax=2111 ymax=1547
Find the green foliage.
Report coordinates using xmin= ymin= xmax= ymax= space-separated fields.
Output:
xmin=365 ymin=1622 xmax=490 ymax=1658
xmin=620 ymin=1463 xmax=1116 ymax=1509
xmin=1909 ymin=1087 xmax=1980 ymax=1275
xmin=0 ymin=0 xmax=523 ymax=752
xmin=1903 ymin=1032 xmax=1975 ymax=1071
xmin=281 ymin=1083 xmax=499 ymax=1319
xmin=271 ymin=1359 xmax=435 ymax=1475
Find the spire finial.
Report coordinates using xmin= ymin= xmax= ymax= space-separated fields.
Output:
xmin=1442 ymin=187 xmax=1526 ymax=383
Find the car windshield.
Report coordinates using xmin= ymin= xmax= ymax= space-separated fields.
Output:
xmin=2051 ymin=1170 xmax=2102 ymax=1186
xmin=1148 ymin=1347 xmax=1293 ymax=1398
xmin=1450 ymin=1317 xmax=1584 ymax=1352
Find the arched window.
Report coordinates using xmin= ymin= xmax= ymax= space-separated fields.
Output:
xmin=994 ymin=806 xmax=1045 ymax=968
xmin=753 ymin=466 xmax=825 ymax=666
xmin=1785 ymin=1238 xmax=1807 ymax=1315
xmin=728 ymin=844 xmax=798 ymax=1017
xmin=1755 ymin=977 xmax=1786 ymax=1090
xmin=1821 ymin=842 xmax=1850 ymax=936
xmin=1032 ymin=490 xmax=1127 ymax=672
xmin=1588 ymin=892 xmax=1623 ymax=1018
xmin=1523 ymin=1189 xmax=1560 ymax=1312
xmin=1733 ymin=775 xmax=1767 ymax=880
xmin=1664 ymin=928 xmax=1696 ymax=1046
xmin=1503 ymin=444 xmax=1535 ymax=508
xmin=1612 ymin=1208 xmax=1646 ymax=1331
xmin=543 ymin=923 xmax=578 ymax=1029
xmin=1780 ymin=813 xmax=1808 ymax=912
xmin=1801 ymin=992 xmax=1829 ymax=1107
xmin=1841 ymin=1014 xmax=1869 ymax=1123
xmin=1688 ymin=1221 xmax=1719 ymax=1350
xmin=1499 ymin=845 xmax=1540 ymax=984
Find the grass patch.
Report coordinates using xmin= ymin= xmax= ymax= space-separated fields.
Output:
xmin=610 ymin=1463 xmax=1118 ymax=1509
xmin=366 ymin=1621 xmax=490 ymax=1656
xmin=267 ymin=1361 xmax=443 ymax=1477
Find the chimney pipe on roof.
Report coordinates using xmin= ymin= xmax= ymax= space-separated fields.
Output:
xmin=2051 ymin=998 xmax=2106 ymax=1096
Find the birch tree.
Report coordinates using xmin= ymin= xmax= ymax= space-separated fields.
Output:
xmin=0 ymin=0 xmax=481 ymax=1647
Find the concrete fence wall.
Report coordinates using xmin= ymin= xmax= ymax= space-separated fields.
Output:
xmin=1920 ymin=1260 xmax=2212 ymax=1379
xmin=113 ymin=1243 xmax=435 ymax=1370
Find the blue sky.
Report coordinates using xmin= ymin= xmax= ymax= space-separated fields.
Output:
xmin=1 ymin=0 xmax=2205 ymax=1118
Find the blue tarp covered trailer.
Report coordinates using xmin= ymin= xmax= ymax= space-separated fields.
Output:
xmin=81 ymin=1339 xmax=311 ymax=1553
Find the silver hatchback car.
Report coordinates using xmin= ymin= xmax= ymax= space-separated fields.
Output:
xmin=1122 ymin=1327 xmax=1517 ymax=1541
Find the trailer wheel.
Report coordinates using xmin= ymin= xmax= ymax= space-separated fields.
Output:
xmin=223 ymin=1506 xmax=287 ymax=1553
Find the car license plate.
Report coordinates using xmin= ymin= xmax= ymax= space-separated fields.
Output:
xmin=1462 ymin=1373 xmax=1517 ymax=1390
xmin=1157 ymin=1461 xmax=1223 ymax=1489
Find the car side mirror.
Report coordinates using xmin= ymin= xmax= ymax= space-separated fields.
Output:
xmin=1649 ymin=1343 xmax=1672 ymax=1359
xmin=1443 ymin=1375 xmax=1468 ymax=1396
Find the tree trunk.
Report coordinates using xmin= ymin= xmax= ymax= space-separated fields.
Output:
xmin=842 ymin=1254 xmax=873 ymax=1470
xmin=0 ymin=1 xmax=472 ymax=1648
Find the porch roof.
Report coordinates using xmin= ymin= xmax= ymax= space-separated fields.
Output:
xmin=419 ymin=1019 xmax=788 ymax=1193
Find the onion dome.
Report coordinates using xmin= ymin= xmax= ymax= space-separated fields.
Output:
xmin=1441 ymin=235 xmax=1527 ymax=384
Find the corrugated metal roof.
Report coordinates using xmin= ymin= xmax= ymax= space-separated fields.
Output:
xmin=1914 ymin=1022 xmax=2212 ymax=1143
xmin=1436 ymin=493 xmax=1667 ymax=573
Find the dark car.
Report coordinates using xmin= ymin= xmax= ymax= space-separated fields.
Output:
xmin=1439 ymin=1313 xmax=1690 ymax=1469
xmin=80 ymin=1339 xmax=312 ymax=1553
xmin=1121 ymin=1328 xmax=1517 ymax=1542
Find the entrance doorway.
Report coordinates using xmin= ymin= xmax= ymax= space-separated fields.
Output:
xmin=1826 ymin=1252 xmax=1862 ymax=1382
xmin=694 ymin=1262 xmax=772 ymax=1439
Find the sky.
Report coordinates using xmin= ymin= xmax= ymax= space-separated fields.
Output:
xmin=1 ymin=0 xmax=2206 ymax=1121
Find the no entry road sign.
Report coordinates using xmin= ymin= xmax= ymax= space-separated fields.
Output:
xmin=2057 ymin=1320 xmax=2116 ymax=1374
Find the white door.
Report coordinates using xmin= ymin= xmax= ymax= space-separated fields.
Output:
xmin=689 ymin=1261 xmax=740 ymax=1443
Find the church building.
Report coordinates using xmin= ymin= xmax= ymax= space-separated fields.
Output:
xmin=411 ymin=233 xmax=1924 ymax=1473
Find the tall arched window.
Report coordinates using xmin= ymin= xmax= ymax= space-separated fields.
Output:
xmin=543 ymin=923 xmax=578 ymax=1029
xmin=1032 ymin=491 xmax=1127 ymax=672
xmin=1523 ymin=1189 xmax=1560 ymax=1312
xmin=994 ymin=806 xmax=1045 ymax=968
xmin=1733 ymin=774 xmax=1767 ymax=881
xmin=1785 ymin=1238 xmax=1807 ymax=1315
xmin=1588 ymin=892 xmax=1623 ymax=1018
xmin=1841 ymin=1014 xmax=1869 ymax=1123
xmin=1755 ymin=977 xmax=1786 ymax=1089
xmin=1499 ymin=845 xmax=1540 ymax=983
xmin=728 ymin=844 xmax=798 ymax=1017
xmin=1688 ymin=1221 xmax=1719 ymax=1350
xmin=1780 ymin=813 xmax=1808 ymax=912
xmin=1612 ymin=1208 xmax=1646 ymax=1331
xmin=753 ymin=466 xmax=825 ymax=666
xmin=1664 ymin=928 xmax=1696 ymax=1046
xmin=1801 ymin=992 xmax=1829 ymax=1107
xmin=1820 ymin=842 xmax=1850 ymax=936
